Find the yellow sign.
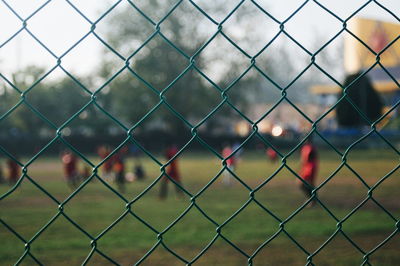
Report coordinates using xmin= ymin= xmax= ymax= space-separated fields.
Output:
xmin=344 ymin=17 xmax=400 ymax=73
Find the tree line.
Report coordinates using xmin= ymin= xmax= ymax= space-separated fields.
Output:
xmin=0 ymin=0 xmax=384 ymax=141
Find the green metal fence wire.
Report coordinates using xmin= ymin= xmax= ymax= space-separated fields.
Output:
xmin=0 ymin=0 xmax=399 ymax=265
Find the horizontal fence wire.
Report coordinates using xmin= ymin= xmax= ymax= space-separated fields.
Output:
xmin=0 ymin=0 xmax=399 ymax=265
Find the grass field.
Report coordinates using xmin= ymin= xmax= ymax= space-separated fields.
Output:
xmin=0 ymin=148 xmax=399 ymax=265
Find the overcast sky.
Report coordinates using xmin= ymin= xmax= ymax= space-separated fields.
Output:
xmin=0 ymin=0 xmax=398 ymax=80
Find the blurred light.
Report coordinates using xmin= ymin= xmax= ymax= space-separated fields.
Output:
xmin=63 ymin=127 xmax=72 ymax=136
xmin=271 ymin=125 xmax=283 ymax=137
xmin=235 ymin=121 xmax=249 ymax=137
xmin=258 ymin=120 xmax=271 ymax=134
xmin=79 ymin=111 xmax=88 ymax=120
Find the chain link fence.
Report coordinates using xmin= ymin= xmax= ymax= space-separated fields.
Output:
xmin=1 ymin=0 xmax=399 ymax=265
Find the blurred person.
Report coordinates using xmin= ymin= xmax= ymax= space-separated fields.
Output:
xmin=130 ymin=143 xmax=141 ymax=157
xmin=130 ymin=143 xmax=146 ymax=180
xmin=222 ymin=143 xmax=236 ymax=186
xmin=0 ymin=161 xmax=5 ymax=184
xmin=61 ymin=150 xmax=79 ymax=189
xmin=266 ymin=147 xmax=278 ymax=162
xmin=113 ymin=147 xmax=128 ymax=193
xmin=159 ymin=144 xmax=183 ymax=200
xmin=7 ymin=158 xmax=21 ymax=185
xmin=97 ymin=145 xmax=114 ymax=181
xmin=298 ymin=136 xmax=318 ymax=206
xmin=232 ymin=141 xmax=243 ymax=162
xmin=134 ymin=162 xmax=146 ymax=181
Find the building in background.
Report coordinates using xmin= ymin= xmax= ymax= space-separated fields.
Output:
xmin=311 ymin=17 xmax=400 ymax=130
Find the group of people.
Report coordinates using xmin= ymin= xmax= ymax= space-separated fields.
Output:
xmin=0 ymin=138 xmax=318 ymax=207
xmin=60 ymin=144 xmax=185 ymax=200
xmin=222 ymin=137 xmax=319 ymax=207
xmin=60 ymin=150 xmax=91 ymax=189
xmin=61 ymin=145 xmax=146 ymax=192
xmin=96 ymin=146 xmax=129 ymax=193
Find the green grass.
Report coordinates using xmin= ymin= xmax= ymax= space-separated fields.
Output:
xmin=0 ymin=149 xmax=399 ymax=265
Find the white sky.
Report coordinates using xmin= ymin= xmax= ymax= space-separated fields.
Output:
xmin=0 ymin=0 xmax=399 ymax=80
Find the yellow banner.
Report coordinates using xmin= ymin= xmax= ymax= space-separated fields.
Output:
xmin=344 ymin=17 xmax=400 ymax=73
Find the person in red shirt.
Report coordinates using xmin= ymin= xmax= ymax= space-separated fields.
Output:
xmin=298 ymin=136 xmax=318 ymax=206
xmin=7 ymin=158 xmax=21 ymax=185
xmin=222 ymin=144 xmax=236 ymax=186
xmin=61 ymin=150 xmax=79 ymax=189
xmin=159 ymin=144 xmax=183 ymax=200
xmin=266 ymin=147 xmax=278 ymax=162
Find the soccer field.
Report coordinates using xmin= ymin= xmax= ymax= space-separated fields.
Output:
xmin=1 ymin=149 xmax=399 ymax=265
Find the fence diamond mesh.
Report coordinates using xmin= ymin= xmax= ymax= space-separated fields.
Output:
xmin=0 ymin=0 xmax=399 ymax=265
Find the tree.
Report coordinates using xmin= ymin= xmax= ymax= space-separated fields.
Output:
xmin=336 ymin=73 xmax=383 ymax=127
xmin=0 ymin=66 xmax=50 ymax=138
xmin=99 ymin=1 xmax=264 ymax=135
xmin=0 ymin=66 xmax=110 ymax=138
